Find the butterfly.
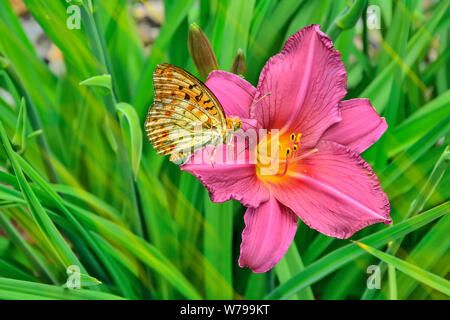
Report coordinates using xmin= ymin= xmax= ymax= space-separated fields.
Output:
xmin=145 ymin=63 xmax=243 ymax=164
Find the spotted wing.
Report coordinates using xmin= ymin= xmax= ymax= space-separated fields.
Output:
xmin=145 ymin=63 xmax=226 ymax=163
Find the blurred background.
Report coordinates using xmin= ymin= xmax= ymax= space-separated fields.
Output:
xmin=0 ymin=0 xmax=448 ymax=300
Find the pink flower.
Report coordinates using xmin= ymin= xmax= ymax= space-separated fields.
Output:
xmin=181 ymin=25 xmax=391 ymax=273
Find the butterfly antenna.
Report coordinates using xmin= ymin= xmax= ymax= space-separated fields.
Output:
xmin=238 ymin=92 xmax=271 ymax=118
xmin=240 ymin=120 xmax=259 ymax=129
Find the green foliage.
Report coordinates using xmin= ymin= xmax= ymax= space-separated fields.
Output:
xmin=0 ymin=0 xmax=448 ymax=300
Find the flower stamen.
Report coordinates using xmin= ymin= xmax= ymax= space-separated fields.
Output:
xmin=257 ymin=131 xmax=317 ymax=178
xmin=292 ymin=148 xmax=318 ymax=161
xmin=290 ymin=133 xmax=296 ymax=141
xmin=275 ymin=147 xmax=317 ymax=177
xmin=275 ymin=148 xmax=292 ymax=177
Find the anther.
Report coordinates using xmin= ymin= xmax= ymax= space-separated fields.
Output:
xmin=286 ymin=148 xmax=291 ymax=157
xmin=297 ymin=133 xmax=302 ymax=143
xmin=290 ymin=133 xmax=295 ymax=141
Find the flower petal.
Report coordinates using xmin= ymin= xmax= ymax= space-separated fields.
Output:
xmin=181 ymin=144 xmax=269 ymax=208
xmin=205 ymin=70 xmax=257 ymax=118
xmin=268 ymin=141 xmax=391 ymax=239
xmin=321 ymin=99 xmax=388 ymax=154
xmin=251 ymin=24 xmax=347 ymax=148
xmin=239 ymin=196 xmax=298 ymax=273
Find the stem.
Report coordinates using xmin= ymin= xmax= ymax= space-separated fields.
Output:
xmin=362 ymin=144 xmax=449 ymax=299
xmin=0 ymin=210 xmax=58 ymax=284
xmin=274 ymin=242 xmax=315 ymax=300
xmin=327 ymin=0 xmax=368 ymax=41
xmin=80 ymin=3 xmax=143 ymax=237
xmin=362 ymin=6 xmax=369 ymax=57
xmin=3 ymin=62 xmax=59 ymax=184
xmin=388 ymin=260 xmax=398 ymax=300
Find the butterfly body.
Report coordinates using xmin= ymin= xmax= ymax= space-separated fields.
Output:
xmin=145 ymin=63 xmax=242 ymax=164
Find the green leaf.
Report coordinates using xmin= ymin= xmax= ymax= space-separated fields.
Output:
xmin=361 ymin=144 xmax=449 ymax=300
xmin=12 ymin=154 xmax=139 ymax=298
xmin=265 ymin=202 xmax=449 ymax=299
xmin=134 ymin=0 xmax=197 ymax=117
xmin=327 ymin=0 xmax=368 ymax=40
xmin=116 ymin=102 xmax=143 ymax=179
xmin=397 ymin=213 xmax=450 ymax=299
xmin=79 ymin=74 xmax=112 ymax=92
xmin=386 ymin=91 xmax=450 ymax=158
xmin=66 ymin=204 xmax=203 ymax=299
xmin=274 ymin=242 xmax=314 ymax=300
xmin=353 ymin=241 xmax=450 ymax=296
xmin=0 ymin=212 xmax=57 ymax=284
xmin=0 ymin=277 xmax=124 ymax=300
xmin=0 ymin=258 xmax=35 ymax=282
xmin=61 ymin=273 xmax=102 ymax=289
xmin=246 ymin=0 xmax=306 ymax=84
xmin=218 ymin=0 xmax=255 ymax=71
xmin=203 ymin=196 xmax=234 ymax=299
xmin=360 ymin=0 xmax=449 ymax=113
xmin=380 ymin=115 xmax=450 ymax=189
xmin=0 ymin=121 xmax=83 ymax=273
xmin=388 ymin=262 xmax=398 ymax=300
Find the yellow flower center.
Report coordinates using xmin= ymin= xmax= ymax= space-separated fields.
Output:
xmin=256 ymin=131 xmax=317 ymax=183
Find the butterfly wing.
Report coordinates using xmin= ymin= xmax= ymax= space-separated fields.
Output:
xmin=145 ymin=63 xmax=227 ymax=163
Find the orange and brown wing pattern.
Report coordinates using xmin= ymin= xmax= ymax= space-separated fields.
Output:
xmin=152 ymin=63 xmax=227 ymax=127
xmin=145 ymin=64 xmax=225 ymax=164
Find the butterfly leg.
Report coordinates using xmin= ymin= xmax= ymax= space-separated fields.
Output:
xmin=226 ymin=134 xmax=235 ymax=148
xmin=210 ymin=147 xmax=217 ymax=168
xmin=203 ymin=146 xmax=216 ymax=168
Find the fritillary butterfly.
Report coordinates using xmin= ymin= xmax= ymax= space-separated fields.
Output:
xmin=145 ymin=63 xmax=243 ymax=164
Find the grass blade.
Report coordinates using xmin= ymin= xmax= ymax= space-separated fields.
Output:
xmin=353 ymin=241 xmax=450 ymax=296
xmin=265 ymin=202 xmax=449 ymax=299
xmin=0 ymin=277 xmax=124 ymax=300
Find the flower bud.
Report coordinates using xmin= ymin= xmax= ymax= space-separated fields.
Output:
xmin=230 ymin=48 xmax=246 ymax=77
xmin=188 ymin=23 xmax=218 ymax=79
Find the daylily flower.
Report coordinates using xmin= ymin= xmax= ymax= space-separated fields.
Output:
xmin=182 ymin=25 xmax=391 ymax=273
